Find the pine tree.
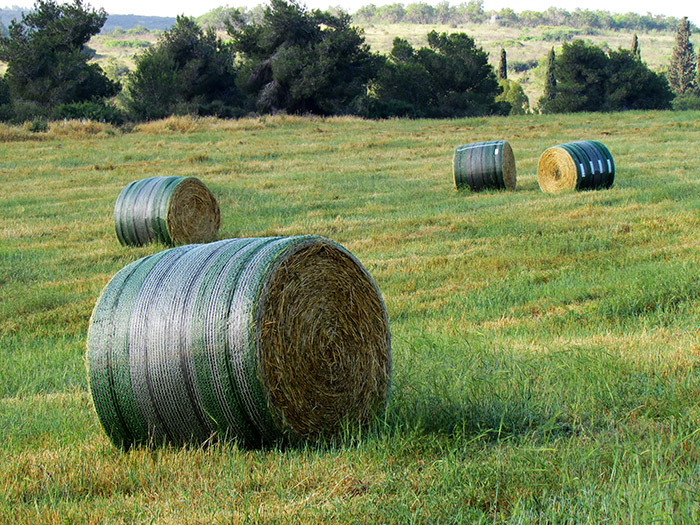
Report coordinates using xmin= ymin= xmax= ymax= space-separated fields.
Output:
xmin=0 ymin=0 xmax=119 ymax=110
xmin=668 ymin=17 xmax=696 ymax=95
xmin=498 ymin=48 xmax=507 ymax=80
xmin=631 ymin=33 xmax=641 ymax=60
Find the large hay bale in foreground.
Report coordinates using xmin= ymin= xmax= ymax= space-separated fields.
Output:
xmin=453 ymin=140 xmax=517 ymax=191
xmin=87 ymin=236 xmax=392 ymax=448
xmin=537 ymin=140 xmax=615 ymax=193
xmin=114 ymin=176 xmax=220 ymax=246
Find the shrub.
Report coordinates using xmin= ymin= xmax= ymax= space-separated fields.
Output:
xmin=103 ymin=39 xmax=150 ymax=49
xmin=509 ymin=58 xmax=539 ymax=73
xmin=24 ymin=117 xmax=49 ymax=133
xmin=52 ymin=101 xmax=125 ymax=125
xmin=10 ymin=100 xmax=51 ymax=124
xmin=496 ymin=79 xmax=529 ymax=115
xmin=672 ymin=91 xmax=700 ymax=110
xmin=125 ymin=16 xmax=244 ymax=121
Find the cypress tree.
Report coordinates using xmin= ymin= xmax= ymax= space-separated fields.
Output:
xmin=537 ymin=47 xmax=557 ymax=113
xmin=631 ymin=33 xmax=641 ymax=60
xmin=0 ymin=0 xmax=119 ymax=111
xmin=498 ymin=48 xmax=507 ymax=80
xmin=668 ymin=17 xmax=696 ymax=95
xmin=543 ymin=47 xmax=556 ymax=101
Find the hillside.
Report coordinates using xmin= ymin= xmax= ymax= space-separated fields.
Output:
xmin=0 ymin=8 xmax=175 ymax=31
xmin=360 ymin=23 xmax=699 ymax=105
xmin=86 ymin=21 xmax=697 ymax=108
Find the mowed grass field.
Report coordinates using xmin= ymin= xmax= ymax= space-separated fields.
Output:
xmin=1 ymin=111 xmax=700 ymax=522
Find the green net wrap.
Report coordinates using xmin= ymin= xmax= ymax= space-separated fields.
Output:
xmin=114 ymin=176 xmax=220 ymax=247
xmin=538 ymin=140 xmax=615 ymax=193
xmin=453 ymin=140 xmax=517 ymax=191
xmin=87 ymin=236 xmax=392 ymax=448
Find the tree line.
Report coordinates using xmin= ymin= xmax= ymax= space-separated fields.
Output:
xmin=352 ymin=1 xmax=692 ymax=33
xmin=0 ymin=0 xmax=697 ymax=126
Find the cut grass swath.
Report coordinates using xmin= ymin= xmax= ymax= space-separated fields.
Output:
xmin=86 ymin=236 xmax=392 ymax=448
xmin=113 ymin=176 xmax=220 ymax=246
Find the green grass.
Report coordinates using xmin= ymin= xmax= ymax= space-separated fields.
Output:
xmin=2 ymin=112 xmax=700 ymax=521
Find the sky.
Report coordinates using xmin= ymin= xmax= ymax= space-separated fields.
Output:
xmin=2 ymin=0 xmax=698 ymax=26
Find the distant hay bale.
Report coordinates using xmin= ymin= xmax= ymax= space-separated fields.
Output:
xmin=114 ymin=176 xmax=220 ymax=246
xmin=537 ymin=140 xmax=615 ymax=193
xmin=87 ymin=236 xmax=392 ymax=448
xmin=453 ymin=140 xmax=517 ymax=191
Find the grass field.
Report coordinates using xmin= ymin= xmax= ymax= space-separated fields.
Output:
xmin=1 ymin=111 xmax=700 ymax=521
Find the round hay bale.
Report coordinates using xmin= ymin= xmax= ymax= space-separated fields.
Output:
xmin=87 ymin=236 xmax=392 ymax=448
xmin=537 ymin=140 xmax=615 ymax=193
xmin=453 ymin=140 xmax=516 ymax=191
xmin=114 ymin=176 xmax=220 ymax=247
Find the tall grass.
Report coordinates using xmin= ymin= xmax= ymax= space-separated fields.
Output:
xmin=1 ymin=111 xmax=700 ymax=521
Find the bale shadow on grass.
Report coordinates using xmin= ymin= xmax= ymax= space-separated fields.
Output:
xmin=379 ymin=386 xmax=581 ymax=444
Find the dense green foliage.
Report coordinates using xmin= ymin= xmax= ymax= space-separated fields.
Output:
xmin=542 ymin=40 xmax=673 ymax=113
xmin=125 ymin=15 xmax=243 ymax=120
xmin=606 ymin=49 xmax=674 ymax=110
xmin=0 ymin=0 xmax=118 ymax=121
xmin=52 ymin=100 xmax=124 ymax=124
xmin=496 ymin=78 xmax=529 ymax=114
xmin=227 ymin=0 xmax=380 ymax=115
xmin=668 ymin=17 xmax=697 ymax=95
xmin=361 ymin=31 xmax=506 ymax=118
xmin=0 ymin=1 xmax=696 ymax=121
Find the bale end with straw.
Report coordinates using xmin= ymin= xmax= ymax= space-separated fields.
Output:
xmin=259 ymin=238 xmax=392 ymax=441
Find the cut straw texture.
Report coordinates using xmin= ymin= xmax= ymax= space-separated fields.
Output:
xmin=537 ymin=140 xmax=615 ymax=193
xmin=114 ymin=176 xmax=220 ymax=246
xmin=87 ymin=236 xmax=392 ymax=448
xmin=453 ymin=140 xmax=517 ymax=191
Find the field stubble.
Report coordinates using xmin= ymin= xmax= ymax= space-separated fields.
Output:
xmin=1 ymin=111 xmax=700 ymax=521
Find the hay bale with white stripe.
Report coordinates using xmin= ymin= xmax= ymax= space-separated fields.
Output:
xmin=87 ymin=236 xmax=392 ymax=448
xmin=114 ymin=176 xmax=220 ymax=246
xmin=453 ymin=140 xmax=517 ymax=191
xmin=537 ymin=140 xmax=615 ymax=193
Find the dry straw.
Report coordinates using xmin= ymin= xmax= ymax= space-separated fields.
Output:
xmin=87 ymin=236 xmax=392 ymax=448
xmin=537 ymin=140 xmax=615 ymax=193
xmin=114 ymin=176 xmax=220 ymax=246
xmin=453 ymin=140 xmax=517 ymax=191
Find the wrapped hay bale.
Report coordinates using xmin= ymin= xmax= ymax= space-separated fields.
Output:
xmin=453 ymin=140 xmax=517 ymax=191
xmin=87 ymin=236 xmax=392 ymax=448
xmin=114 ymin=176 xmax=220 ymax=246
xmin=537 ymin=140 xmax=615 ymax=193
